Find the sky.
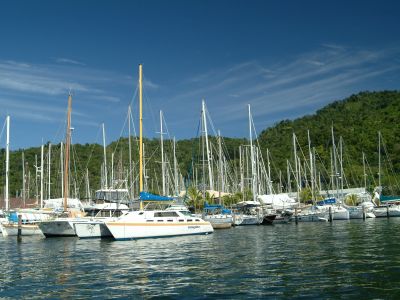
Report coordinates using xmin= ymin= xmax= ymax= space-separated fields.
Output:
xmin=0 ymin=0 xmax=399 ymax=149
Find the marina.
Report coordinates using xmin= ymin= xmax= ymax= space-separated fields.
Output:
xmin=0 ymin=1 xmax=399 ymax=298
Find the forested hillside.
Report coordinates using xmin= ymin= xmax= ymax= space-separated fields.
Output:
xmin=0 ymin=90 xmax=399 ymax=202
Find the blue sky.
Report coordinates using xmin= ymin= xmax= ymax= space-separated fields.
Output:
xmin=0 ymin=0 xmax=399 ymax=149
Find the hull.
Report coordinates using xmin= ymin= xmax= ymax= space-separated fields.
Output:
xmin=260 ymin=214 xmax=277 ymax=225
xmin=203 ymin=215 xmax=233 ymax=229
xmin=347 ymin=207 xmax=376 ymax=219
xmin=1 ymin=223 xmax=43 ymax=236
xmin=74 ymin=221 xmax=112 ymax=238
xmin=332 ymin=209 xmax=350 ymax=220
xmin=39 ymin=219 xmax=77 ymax=237
xmin=106 ymin=222 xmax=214 ymax=240
xmin=374 ymin=206 xmax=400 ymax=218
xmin=294 ymin=213 xmax=328 ymax=222
xmin=233 ymin=214 xmax=262 ymax=226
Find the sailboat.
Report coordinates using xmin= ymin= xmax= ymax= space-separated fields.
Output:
xmin=0 ymin=116 xmax=54 ymax=236
xmin=105 ymin=65 xmax=213 ymax=240
xmin=39 ymin=93 xmax=87 ymax=237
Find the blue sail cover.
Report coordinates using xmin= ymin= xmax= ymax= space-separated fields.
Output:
xmin=204 ymin=202 xmax=232 ymax=214
xmin=317 ymin=198 xmax=336 ymax=206
xmin=139 ymin=191 xmax=173 ymax=201
xmin=380 ymin=195 xmax=400 ymax=202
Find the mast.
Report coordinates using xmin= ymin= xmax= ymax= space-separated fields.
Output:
xmin=139 ymin=64 xmax=144 ymax=209
xmin=339 ymin=136 xmax=344 ymax=199
xmin=308 ymin=130 xmax=314 ymax=202
xmin=378 ymin=131 xmax=381 ymax=187
xmin=287 ymin=159 xmax=291 ymax=193
xmin=5 ymin=116 xmax=9 ymax=211
xmin=293 ymin=132 xmax=300 ymax=204
xmin=60 ymin=142 xmax=64 ymax=199
xmin=40 ymin=143 xmax=44 ymax=209
xmin=63 ymin=93 xmax=72 ymax=211
xmin=248 ymin=105 xmax=257 ymax=202
xmin=218 ymin=130 xmax=223 ymax=204
xmin=363 ymin=152 xmax=367 ymax=190
xmin=160 ymin=110 xmax=166 ymax=195
xmin=173 ymin=137 xmax=178 ymax=196
xmin=22 ymin=151 xmax=26 ymax=208
xmin=331 ymin=126 xmax=339 ymax=198
xmin=47 ymin=143 xmax=51 ymax=199
xmin=202 ymin=100 xmax=214 ymax=191
xmin=128 ymin=105 xmax=133 ymax=198
xmin=102 ymin=123 xmax=108 ymax=189
xmin=86 ymin=168 xmax=90 ymax=201
xmin=111 ymin=152 xmax=114 ymax=189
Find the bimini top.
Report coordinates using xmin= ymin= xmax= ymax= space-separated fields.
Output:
xmin=139 ymin=191 xmax=174 ymax=201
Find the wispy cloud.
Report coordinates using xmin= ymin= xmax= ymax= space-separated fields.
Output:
xmin=159 ymin=45 xmax=400 ymax=137
xmin=55 ymin=57 xmax=85 ymax=66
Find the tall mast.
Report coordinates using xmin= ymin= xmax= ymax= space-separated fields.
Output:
xmin=22 ymin=151 xmax=26 ymax=208
xmin=128 ymin=105 xmax=133 ymax=198
xmin=139 ymin=64 xmax=144 ymax=210
xmin=63 ymin=93 xmax=72 ymax=211
xmin=5 ymin=116 xmax=9 ymax=211
xmin=202 ymin=100 xmax=214 ymax=191
xmin=293 ymin=132 xmax=300 ymax=204
xmin=363 ymin=152 xmax=367 ymax=190
xmin=248 ymin=105 xmax=257 ymax=202
xmin=266 ymin=148 xmax=272 ymax=194
xmin=173 ymin=137 xmax=178 ymax=196
xmin=340 ymin=136 xmax=344 ymax=199
xmin=308 ymin=130 xmax=314 ymax=202
xmin=40 ymin=144 xmax=44 ymax=209
xmin=47 ymin=143 xmax=51 ymax=199
xmin=60 ymin=142 xmax=64 ymax=199
xmin=331 ymin=126 xmax=339 ymax=198
xmin=160 ymin=110 xmax=166 ymax=195
xmin=102 ymin=123 xmax=108 ymax=189
xmin=218 ymin=130 xmax=223 ymax=204
xmin=378 ymin=131 xmax=381 ymax=187
xmin=287 ymin=160 xmax=291 ymax=193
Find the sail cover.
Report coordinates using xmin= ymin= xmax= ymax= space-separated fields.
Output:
xmin=139 ymin=191 xmax=173 ymax=201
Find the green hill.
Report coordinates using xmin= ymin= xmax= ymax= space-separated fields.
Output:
xmin=1 ymin=90 xmax=399 ymax=204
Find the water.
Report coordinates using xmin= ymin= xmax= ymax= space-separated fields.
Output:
xmin=1 ymin=218 xmax=400 ymax=299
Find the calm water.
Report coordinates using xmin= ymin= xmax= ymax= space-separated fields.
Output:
xmin=1 ymin=219 xmax=400 ymax=299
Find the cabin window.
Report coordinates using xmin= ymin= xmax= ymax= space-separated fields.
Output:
xmin=167 ymin=219 xmax=173 ymax=222
xmin=146 ymin=220 xmax=154 ymax=222
xmin=187 ymin=219 xmax=192 ymax=222
xmin=153 ymin=211 xmax=179 ymax=218
xmin=139 ymin=212 xmax=144 ymax=215
xmin=178 ymin=219 xmax=184 ymax=222
xmin=157 ymin=220 xmax=164 ymax=222
xmin=195 ymin=219 xmax=200 ymax=222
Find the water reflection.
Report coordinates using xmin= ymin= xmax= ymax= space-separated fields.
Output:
xmin=1 ymin=219 xmax=400 ymax=298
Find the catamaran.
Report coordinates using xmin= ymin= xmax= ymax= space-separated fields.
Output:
xmin=105 ymin=65 xmax=213 ymax=240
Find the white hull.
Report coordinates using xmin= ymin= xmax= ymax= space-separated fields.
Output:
xmin=294 ymin=214 xmax=328 ymax=222
xmin=39 ymin=219 xmax=77 ymax=237
xmin=332 ymin=208 xmax=350 ymax=220
xmin=106 ymin=210 xmax=213 ymax=240
xmin=347 ymin=207 xmax=376 ymax=219
xmin=203 ymin=215 xmax=233 ymax=229
xmin=374 ymin=206 xmax=400 ymax=218
xmin=1 ymin=223 xmax=43 ymax=236
xmin=74 ymin=220 xmax=112 ymax=238
xmin=233 ymin=214 xmax=262 ymax=226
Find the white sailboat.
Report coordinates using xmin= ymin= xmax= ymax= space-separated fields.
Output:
xmin=39 ymin=93 xmax=86 ymax=237
xmin=105 ymin=64 xmax=213 ymax=240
